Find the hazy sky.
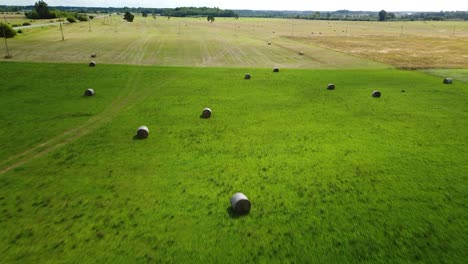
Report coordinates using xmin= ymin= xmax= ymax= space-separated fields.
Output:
xmin=5 ymin=0 xmax=468 ymax=11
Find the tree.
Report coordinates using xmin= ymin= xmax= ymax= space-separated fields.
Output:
xmin=0 ymin=23 xmax=16 ymax=38
xmin=34 ymin=0 xmax=51 ymax=19
xmin=378 ymin=10 xmax=387 ymax=21
xmin=207 ymin=15 xmax=215 ymax=23
xmin=142 ymin=11 xmax=148 ymax=17
xmin=124 ymin=11 xmax=134 ymax=22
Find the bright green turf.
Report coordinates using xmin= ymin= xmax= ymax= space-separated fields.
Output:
xmin=0 ymin=62 xmax=467 ymax=263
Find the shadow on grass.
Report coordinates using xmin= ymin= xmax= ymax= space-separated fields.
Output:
xmin=226 ymin=206 xmax=249 ymax=219
xmin=132 ymin=135 xmax=146 ymax=140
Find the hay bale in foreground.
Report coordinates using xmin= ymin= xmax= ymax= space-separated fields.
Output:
xmin=230 ymin=193 xmax=251 ymax=215
xmin=84 ymin=88 xmax=95 ymax=96
xmin=136 ymin=126 xmax=149 ymax=139
xmin=201 ymin=107 xmax=212 ymax=118
xmin=372 ymin=90 xmax=381 ymax=98
xmin=91 ymin=53 xmax=96 ymax=58
xmin=89 ymin=61 xmax=96 ymax=67
xmin=244 ymin=73 xmax=251 ymax=80
xmin=443 ymin=78 xmax=453 ymax=84
xmin=298 ymin=51 xmax=304 ymax=55
xmin=273 ymin=67 xmax=279 ymax=72
xmin=327 ymin=84 xmax=335 ymax=90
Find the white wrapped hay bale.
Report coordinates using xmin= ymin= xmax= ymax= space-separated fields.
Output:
xmin=201 ymin=108 xmax=212 ymax=118
xmin=137 ymin=126 xmax=149 ymax=139
xmin=443 ymin=78 xmax=453 ymax=84
xmin=84 ymin=88 xmax=95 ymax=96
xmin=372 ymin=90 xmax=381 ymax=98
xmin=230 ymin=193 xmax=251 ymax=215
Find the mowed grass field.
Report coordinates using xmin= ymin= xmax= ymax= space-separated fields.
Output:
xmin=2 ymin=16 xmax=467 ymax=68
xmin=0 ymin=62 xmax=467 ymax=262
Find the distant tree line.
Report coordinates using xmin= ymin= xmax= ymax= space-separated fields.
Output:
xmin=161 ymin=7 xmax=238 ymax=18
xmin=401 ymin=11 xmax=468 ymax=21
xmin=1 ymin=4 xmax=467 ymax=21
xmin=234 ymin=9 xmax=468 ymax=21
xmin=0 ymin=5 xmax=238 ymax=19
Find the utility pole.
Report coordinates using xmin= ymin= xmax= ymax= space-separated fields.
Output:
xmin=452 ymin=25 xmax=456 ymax=37
xmin=2 ymin=13 xmax=11 ymax=58
xmin=400 ymin=24 xmax=404 ymax=37
xmin=59 ymin=17 xmax=65 ymax=41
xmin=88 ymin=19 xmax=92 ymax=32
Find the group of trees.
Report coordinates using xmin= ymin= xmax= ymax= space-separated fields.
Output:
xmin=378 ymin=10 xmax=396 ymax=21
xmin=24 ymin=1 xmax=88 ymax=22
xmin=124 ymin=11 xmax=134 ymax=22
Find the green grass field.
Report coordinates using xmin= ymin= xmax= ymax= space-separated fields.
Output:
xmin=0 ymin=61 xmax=466 ymax=263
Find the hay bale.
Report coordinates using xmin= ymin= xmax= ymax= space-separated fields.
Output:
xmin=443 ymin=78 xmax=453 ymax=84
xmin=84 ymin=88 xmax=95 ymax=96
xmin=372 ymin=90 xmax=381 ymax=98
xmin=230 ymin=193 xmax=251 ymax=215
xmin=327 ymin=84 xmax=335 ymax=90
xmin=401 ymin=89 xmax=405 ymax=93
xmin=298 ymin=51 xmax=304 ymax=55
xmin=273 ymin=67 xmax=279 ymax=73
xmin=201 ymin=107 xmax=212 ymax=118
xmin=136 ymin=126 xmax=149 ymax=139
xmin=244 ymin=73 xmax=251 ymax=80
xmin=268 ymin=41 xmax=271 ymax=45
xmin=89 ymin=61 xmax=96 ymax=67
xmin=91 ymin=53 xmax=96 ymax=58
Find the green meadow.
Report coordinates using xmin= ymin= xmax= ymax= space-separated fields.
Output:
xmin=0 ymin=12 xmax=467 ymax=263
xmin=0 ymin=61 xmax=466 ymax=263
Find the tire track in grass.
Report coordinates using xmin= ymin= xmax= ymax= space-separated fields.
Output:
xmin=0 ymin=70 xmax=179 ymax=175
xmin=0 ymin=72 xmax=142 ymax=174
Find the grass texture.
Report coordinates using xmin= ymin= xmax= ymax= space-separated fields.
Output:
xmin=0 ymin=62 xmax=466 ymax=263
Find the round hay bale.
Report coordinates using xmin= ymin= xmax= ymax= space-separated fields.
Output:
xmin=273 ymin=67 xmax=279 ymax=73
xmin=268 ymin=41 xmax=271 ymax=45
xmin=401 ymin=89 xmax=405 ymax=93
xmin=298 ymin=51 xmax=304 ymax=55
xmin=201 ymin=107 xmax=212 ymax=118
xmin=90 ymin=53 xmax=96 ymax=58
xmin=230 ymin=193 xmax=251 ymax=215
xmin=372 ymin=90 xmax=381 ymax=98
xmin=136 ymin=126 xmax=149 ymax=139
xmin=89 ymin=61 xmax=96 ymax=67
xmin=244 ymin=73 xmax=251 ymax=80
xmin=327 ymin=84 xmax=335 ymax=90
xmin=84 ymin=88 xmax=95 ymax=96
xmin=443 ymin=78 xmax=453 ymax=84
